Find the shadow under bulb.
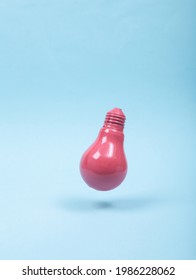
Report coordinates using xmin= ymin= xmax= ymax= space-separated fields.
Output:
xmin=80 ymin=108 xmax=127 ymax=191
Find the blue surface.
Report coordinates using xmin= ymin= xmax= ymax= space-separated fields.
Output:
xmin=0 ymin=0 xmax=195 ymax=259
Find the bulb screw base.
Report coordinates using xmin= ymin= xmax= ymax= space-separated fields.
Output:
xmin=103 ymin=108 xmax=126 ymax=131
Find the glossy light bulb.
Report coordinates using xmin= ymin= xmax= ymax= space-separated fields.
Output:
xmin=80 ymin=108 xmax=127 ymax=191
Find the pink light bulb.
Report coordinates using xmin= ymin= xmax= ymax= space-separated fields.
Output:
xmin=80 ymin=108 xmax=128 ymax=191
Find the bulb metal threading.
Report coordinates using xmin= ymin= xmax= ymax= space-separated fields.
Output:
xmin=103 ymin=108 xmax=126 ymax=131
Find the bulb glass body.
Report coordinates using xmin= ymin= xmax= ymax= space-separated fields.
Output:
xmin=80 ymin=108 xmax=127 ymax=191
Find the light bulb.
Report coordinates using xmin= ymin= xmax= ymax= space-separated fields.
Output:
xmin=80 ymin=108 xmax=127 ymax=191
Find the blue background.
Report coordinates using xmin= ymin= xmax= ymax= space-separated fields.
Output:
xmin=0 ymin=0 xmax=195 ymax=259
